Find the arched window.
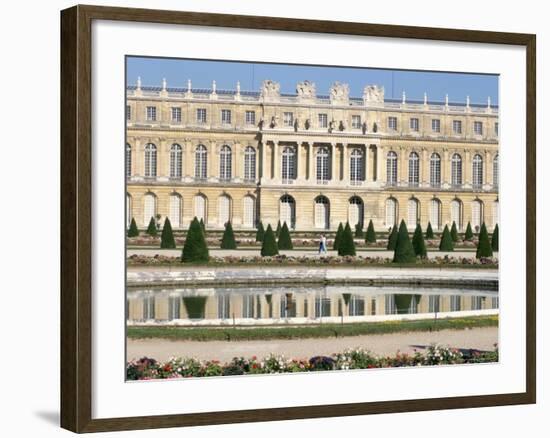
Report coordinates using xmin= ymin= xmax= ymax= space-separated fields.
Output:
xmin=493 ymin=154 xmax=499 ymax=188
xmin=471 ymin=200 xmax=483 ymax=231
xmin=348 ymin=196 xmax=364 ymax=228
xmin=472 ymin=154 xmax=483 ymax=188
xmin=219 ymin=145 xmax=232 ymax=181
xmin=218 ymin=195 xmax=231 ymax=225
xmin=350 ymin=148 xmax=364 ymax=185
xmin=170 ymin=144 xmax=182 ymax=179
xmin=194 ymin=194 xmax=207 ymax=222
xmin=126 ymin=193 xmax=132 ymax=227
xmin=243 ymin=195 xmax=256 ymax=228
xmin=430 ymin=198 xmax=442 ymax=230
xmin=143 ymin=192 xmax=156 ymax=227
xmin=492 ymin=200 xmax=499 ymax=229
xmin=281 ymin=146 xmax=297 ymax=181
xmin=408 ymin=152 xmax=420 ymax=187
xmin=386 ymin=151 xmax=398 ymax=186
xmin=450 ymin=199 xmax=462 ymax=230
xmin=244 ymin=146 xmax=256 ymax=181
xmin=316 ymin=147 xmax=330 ymax=183
xmin=430 ymin=153 xmax=441 ymax=187
xmin=314 ymin=196 xmax=330 ymax=229
xmin=407 ymin=198 xmax=419 ymax=229
xmin=144 ymin=143 xmax=157 ymax=178
xmin=126 ymin=143 xmax=131 ymax=178
xmin=279 ymin=195 xmax=296 ymax=229
xmin=169 ymin=194 xmax=182 ymax=228
xmin=451 ymin=153 xmax=462 ymax=187
xmin=194 ymin=144 xmax=207 ymax=180
xmin=385 ymin=198 xmax=398 ymax=227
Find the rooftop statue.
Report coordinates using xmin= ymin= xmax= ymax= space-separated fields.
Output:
xmin=260 ymin=79 xmax=281 ymax=102
xmin=329 ymin=81 xmax=350 ymax=104
xmin=363 ymin=85 xmax=385 ymax=104
xmin=296 ymin=80 xmax=316 ymax=101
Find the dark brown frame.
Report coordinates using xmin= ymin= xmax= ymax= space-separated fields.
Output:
xmin=60 ymin=4 xmax=536 ymax=433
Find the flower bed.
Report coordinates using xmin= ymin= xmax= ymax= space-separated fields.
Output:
xmin=127 ymin=344 xmax=498 ymax=380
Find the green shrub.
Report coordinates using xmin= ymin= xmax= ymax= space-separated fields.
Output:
xmin=464 ymin=222 xmax=474 ymax=241
xmin=450 ymin=221 xmax=459 ymax=242
xmin=182 ymin=296 xmax=207 ymax=319
xmin=387 ymin=225 xmax=398 ymax=250
xmin=220 ymin=221 xmax=237 ymax=249
xmin=255 ymin=221 xmax=265 ymax=242
xmin=412 ymin=223 xmax=427 ymax=258
xmin=160 ymin=218 xmax=176 ymax=249
xmin=261 ymin=224 xmax=279 ymax=256
xmin=354 ymin=223 xmax=364 ymax=238
xmin=338 ymin=222 xmax=356 ymax=256
xmin=392 ymin=220 xmax=416 ymax=263
xmin=426 ymin=222 xmax=434 ymax=239
xmin=491 ymin=224 xmax=499 ymax=252
xmin=277 ymin=222 xmax=293 ymax=250
xmin=333 ymin=222 xmax=344 ymax=250
xmin=199 ymin=218 xmax=206 ymax=234
xmin=181 ymin=218 xmax=209 ymax=263
xmin=275 ymin=220 xmax=282 ymax=238
xmin=127 ymin=217 xmax=139 ymax=237
xmin=394 ymin=294 xmax=421 ymax=314
xmin=365 ymin=219 xmax=376 ymax=243
xmin=146 ymin=216 xmax=158 ymax=236
xmin=476 ymin=223 xmax=493 ymax=258
xmin=439 ymin=224 xmax=454 ymax=251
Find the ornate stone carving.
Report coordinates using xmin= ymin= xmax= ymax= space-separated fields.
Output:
xmin=363 ymin=85 xmax=385 ymax=104
xmin=296 ymin=80 xmax=316 ymax=101
xmin=329 ymin=82 xmax=349 ymax=104
xmin=260 ymin=80 xmax=280 ymax=102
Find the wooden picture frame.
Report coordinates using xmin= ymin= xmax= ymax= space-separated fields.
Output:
xmin=60 ymin=4 xmax=536 ymax=433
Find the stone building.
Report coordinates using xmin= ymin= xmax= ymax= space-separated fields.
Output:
xmin=126 ymin=78 xmax=499 ymax=232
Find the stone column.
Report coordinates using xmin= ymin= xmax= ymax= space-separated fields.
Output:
xmin=273 ymin=141 xmax=279 ymax=180
xmin=209 ymin=141 xmax=217 ymax=180
xmin=298 ymin=142 xmax=307 ymax=181
xmin=442 ymin=149 xmax=449 ymax=186
xmin=261 ymin=142 xmax=268 ymax=180
xmin=464 ymin=150 xmax=471 ymax=185
xmin=399 ymin=147 xmax=407 ymax=185
xmin=331 ymin=143 xmax=338 ymax=181
xmin=485 ymin=150 xmax=491 ymax=186
xmin=233 ymin=142 xmax=241 ymax=180
xmin=378 ymin=145 xmax=386 ymax=184
xmin=421 ymin=148 xmax=428 ymax=186
xmin=159 ymin=138 xmax=168 ymax=178
xmin=343 ymin=144 xmax=349 ymax=182
xmin=132 ymin=138 xmax=141 ymax=177
xmin=184 ymin=140 xmax=193 ymax=178
xmin=308 ymin=143 xmax=315 ymax=181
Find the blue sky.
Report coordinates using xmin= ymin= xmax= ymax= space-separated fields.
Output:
xmin=127 ymin=57 xmax=498 ymax=105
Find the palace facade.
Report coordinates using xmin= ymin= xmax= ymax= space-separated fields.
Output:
xmin=126 ymin=78 xmax=499 ymax=232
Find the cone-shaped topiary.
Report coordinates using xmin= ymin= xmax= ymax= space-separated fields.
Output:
xmin=160 ymin=218 xmax=176 ymax=249
xmin=181 ymin=217 xmax=209 ymax=263
xmin=365 ymin=219 xmax=377 ymax=244
xmin=439 ymin=224 xmax=454 ymax=251
xmin=261 ymin=224 xmax=279 ymax=257
xmin=355 ymin=223 xmax=364 ymax=238
xmin=412 ymin=223 xmax=427 ymax=258
xmin=333 ymin=222 xmax=344 ymax=250
xmin=476 ymin=222 xmax=493 ymax=258
xmin=491 ymin=224 xmax=499 ymax=252
xmin=220 ymin=221 xmax=237 ymax=249
xmin=338 ymin=222 xmax=356 ymax=256
xmin=387 ymin=225 xmax=398 ymax=250
xmin=464 ymin=222 xmax=474 ymax=241
xmin=199 ymin=218 xmax=206 ymax=234
xmin=393 ymin=220 xmax=416 ymax=263
xmin=426 ymin=222 xmax=434 ymax=239
xmin=277 ymin=222 xmax=293 ymax=250
xmin=275 ymin=220 xmax=282 ymax=238
xmin=255 ymin=221 xmax=265 ymax=242
xmin=127 ymin=217 xmax=139 ymax=237
xmin=146 ymin=216 xmax=158 ymax=236
xmin=450 ymin=221 xmax=459 ymax=242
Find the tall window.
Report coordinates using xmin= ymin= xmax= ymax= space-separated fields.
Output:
xmin=194 ymin=194 xmax=207 ymax=222
xmin=194 ymin=144 xmax=207 ymax=180
xmin=146 ymin=106 xmax=156 ymax=121
xmin=493 ymin=155 xmax=499 ymax=188
xmin=244 ymin=146 xmax=256 ymax=181
xmin=352 ymin=115 xmax=361 ymax=129
xmin=385 ymin=198 xmax=397 ymax=227
xmin=408 ymin=152 xmax=420 ymax=187
xmin=126 ymin=105 xmax=131 ymax=121
xmin=430 ymin=153 xmax=441 ymax=187
xmin=143 ymin=193 xmax=156 ymax=227
xmin=279 ymin=195 xmax=296 ymax=229
xmin=388 ymin=116 xmax=397 ymax=131
xmin=283 ymin=112 xmax=294 ymax=127
xmin=318 ymin=113 xmax=328 ymax=128
xmin=407 ymin=198 xmax=419 ymax=229
xmin=196 ymin=108 xmax=207 ymax=124
xmin=386 ymin=151 xmax=398 ymax=186
xmin=348 ymin=197 xmax=363 ymax=228
xmin=221 ymin=109 xmax=232 ymax=125
xmin=142 ymin=296 xmax=155 ymax=320
xmin=474 ymin=121 xmax=483 ymax=135
xmin=410 ymin=118 xmax=419 ymax=132
xmin=169 ymin=144 xmax=182 ymax=179
xmin=245 ymin=110 xmax=256 ymax=125
xmin=451 ymin=199 xmax=462 ymax=230
xmin=219 ymin=145 xmax=232 ymax=181
xmin=168 ymin=296 xmax=180 ymax=320
xmin=169 ymin=194 xmax=182 ymax=228
xmin=472 ymin=200 xmax=483 ymax=230
xmin=452 ymin=120 xmax=462 ymax=134
xmin=430 ymin=199 xmax=442 ymax=230
xmin=171 ymin=107 xmax=182 ymax=122
xmin=281 ymin=146 xmax=297 ymax=181
xmin=472 ymin=154 xmax=483 ymax=188
xmin=218 ymin=195 xmax=231 ymax=225
xmin=126 ymin=143 xmax=131 ymax=177
xmin=451 ymin=153 xmax=462 ymax=187
xmin=243 ymin=195 xmax=256 ymax=228
xmin=144 ymin=143 xmax=157 ymax=178
xmin=350 ymin=148 xmax=364 ymax=185
xmin=314 ymin=196 xmax=330 ymax=229
xmin=432 ymin=119 xmax=441 ymax=133
xmin=493 ymin=200 xmax=499 ymax=229
xmin=217 ymin=295 xmax=230 ymax=319
xmin=316 ymin=147 xmax=330 ymax=183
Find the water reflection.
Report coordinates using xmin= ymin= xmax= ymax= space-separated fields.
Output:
xmin=127 ymin=285 xmax=498 ymax=325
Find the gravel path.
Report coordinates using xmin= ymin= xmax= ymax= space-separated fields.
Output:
xmin=127 ymin=327 xmax=498 ymax=362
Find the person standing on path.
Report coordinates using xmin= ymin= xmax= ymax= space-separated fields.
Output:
xmin=319 ymin=234 xmax=327 ymax=254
